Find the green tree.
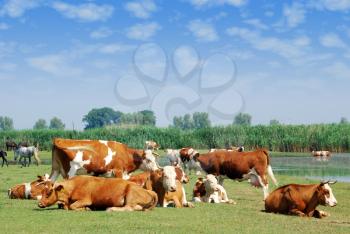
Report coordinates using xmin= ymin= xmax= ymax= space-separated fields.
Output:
xmin=83 ymin=107 xmax=121 ymax=129
xmin=173 ymin=116 xmax=183 ymax=129
xmin=340 ymin=117 xmax=348 ymax=124
xmin=140 ymin=110 xmax=156 ymax=125
xmin=49 ymin=117 xmax=65 ymax=130
xmin=269 ymin=119 xmax=280 ymax=125
xmin=33 ymin=119 xmax=48 ymax=130
xmin=233 ymin=113 xmax=252 ymax=126
xmin=0 ymin=116 xmax=14 ymax=131
xmin=193 ymin=112 xmax=211 ymax=129
xmin=183 ymin=114 xmax=194 ymax=129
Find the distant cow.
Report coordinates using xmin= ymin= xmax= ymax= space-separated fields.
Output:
xmin=14 ymin=146 xmax=41 ymax=167
xmin=5 ymin=140 xmax=17 ymax=151
xmin=194 ymin=149 xmax=278 ymax=200
xmin=145 ymin=140 xmax=160 ymax=150
xmin=165 ymin=149 xmax=181 ymax=166
xmin=49 ymin=138 xmax=160 ymax=181
xmin=0 ymin=150 xmax=8 ymax=167
xmin=38 ymin=176 xmax=158 ymax=211
xmin=8 ymin=174 xmax=50 ymax=199
xmin=312 ymin=150 xmax=331 ymax=161
xmin=209 ymin=146 xmax=244 ymax=153
xmin=265 ymin=181 xmax=337 ymax=218
xmin=193 ymin=175 xmax=235 ymax=204
xmin=179 ymin=147 xmax=202 ymax=175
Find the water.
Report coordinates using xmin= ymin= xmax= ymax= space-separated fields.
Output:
xmin=271 ymin=153 xmax=350 ymax=182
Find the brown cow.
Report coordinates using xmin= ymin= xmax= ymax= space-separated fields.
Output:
xmin=8 ymin=174 xmax=50 ymax=199
xmin=312 ymin=150 xmax=331 ymax=161
xmin=38 ymin=175 xmax=158 ymax=211
xmin=129 ymin=166 xmax=192 ymax=208
xmin=179 ymin=147 xmax=202 ymax=175
xmin=49 ymin=138 xmax=159 ymax=181
xmin=145 ymin=140 xmax=160 ymax=150
xmin=265 ymin=181 xmax=337 ymax=218
xmin=194 ymin=149 xmax=278 ymax=200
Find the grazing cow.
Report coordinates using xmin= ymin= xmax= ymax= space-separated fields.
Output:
xmin=192 ymin=175 xmax=235 ymax=204
xmin=5 ymin=140 xmax=17 ymax=151
xmin=14 ymin=146 xmax=41 ymax=167
xmin=129 ymin=166 xmax=192 ymax=208
xmin=312 ymin=150 xmax=331 ymax=161
xmin=145 ymin=140 xmax=160 ymax=150
xmin=0 ymin=150 xmax=8 ymax=167
xmin=179 ymin=147 xmax=202 ymax=175
xmin=265 ymin=181 xmax=337 ymax=218
xmin=49 ymin=138 xmax=160 ymax=181
xmin=165 ymin=149 xmax=181 ymax=166
xmin=8 ymin=174 xmax=50 ymax=199
xmin=38 ymin=176 xmax=158 ymax=212
xmin=194 ymin=149 xmax=278 ymax=200
xmin=209 ymin=146 xmax=244 ymax=153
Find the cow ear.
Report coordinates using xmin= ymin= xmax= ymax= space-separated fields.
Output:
xmin=55 ymin=185 xmax=64 ymax=192
xmin=37 ymin=175 xmax=43 ymax=180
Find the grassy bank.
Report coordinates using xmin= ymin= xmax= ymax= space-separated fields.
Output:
xmin=0 ymin=165 xmax=349 ymax=233
xmin=1 ymin=123 xmax=350 ymax=152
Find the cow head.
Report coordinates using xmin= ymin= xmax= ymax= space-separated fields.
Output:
xmin=317 ymin=181 xmax=337 ymax=207
xmin=8 ymin=174 xmax=50 ymax=199
xmin=38 ymin=183 xmax=63 ymax=208
xmin=139 ymin=150 xmax=160 ymax=171
xmin=162 ymin=166 xmax=177 ymax=192
xmin=193 ymin=177 xmax=206 ymax=200
xmin=204 ymin=174 xmax=220 ymax=193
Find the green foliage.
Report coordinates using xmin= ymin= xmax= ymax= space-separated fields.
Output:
xmin=340 ymin=117 xmax=348 ymax=124
xmin=1 ymin=123 xmax=350 ymax=152
xmin=119 ymin=110 xmax=156 ymax=126
xmin=0 ymin=116 xmax=14 ymax=131
xmin=233 ymin=112 xmax=252 ymax=125
xmin=173 ymin=112 xmax=211 ymax=130
xmin=269 ymin=119 xmax=280 ymax=125
xmin=33 ymin=119 xmax=48 ymax=130
xmin=49 ymin=117 xmax=65 ymax=130
xmin=83 ymin=107 xmax=121 ymax=129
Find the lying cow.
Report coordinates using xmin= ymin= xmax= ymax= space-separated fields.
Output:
xmin=145 ymin=140 xmax=160 ymax=150
xmin=312 ymin=150 xmax=331 ymax=161
xmin=129 ymin=166 xmax=192 ymax=208
xmin=193 ymin=175 xmax=235 ymax=204
xmin=38 ymin=175 xmax=158 ymax=211
xmin=8 ymin=174 xmax=50 ymax=199
xmin=49 ymin=138 xmax=159 ymax=181
xmin=179 ymin=147 xmax=202 ymax=175
xmin=194 ymin=149 xmax=278 ymax=200
xmin=265 ymin=181 xmax=337 ymax=218
xmin=165 ymin=149 xmax=181 ymax=166
xmin=209 ymin=146 xmax=244 ymax=153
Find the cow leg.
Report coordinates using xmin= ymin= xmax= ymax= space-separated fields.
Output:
xmin=69 ymin=200 xmax=92 ymax=211
xmin=4 ymin=157 xmax=8 ymax=167
xmin=106 ymin=206 xmax=135 ymax=212
xmin=173 ymin=197 xmax=182 ymax=208
xmin=313 ymin=210 xmax=329 ymax=218
xmin=288 ymin=209 xmax=306 ymax=217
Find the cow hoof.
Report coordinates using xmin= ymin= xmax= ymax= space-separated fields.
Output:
xmin=227 ymin=199 xmax=237 ymax=205
xmin=320 ymin=211 xmax=330 ymax=217
xmin=185 ymin=202 xmax=195 ymax=208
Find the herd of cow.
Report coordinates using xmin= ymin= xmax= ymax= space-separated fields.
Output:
xmin=6 ymin=138 xmax=338 ymax=219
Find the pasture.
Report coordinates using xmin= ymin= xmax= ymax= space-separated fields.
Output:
xmin=0 ymin=151 xmax=349 ymax=234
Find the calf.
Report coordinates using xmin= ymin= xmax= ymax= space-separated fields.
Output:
xmin=265 ymin=181 xmax=337 ymax=218
xmin=38 ymin=175 xmax=158 ymax=211
xmin=179 ymin=147 xmax=202 ymax=175
xmin=193 ymin=175 xmax=235 ymax=204
xmin=194 ymin=149 xmax=278 ymax=200
xmin=8 ymin=174 xmax=50 ymax=199
xmin=0 ymin=150 xmax=8 ymax=167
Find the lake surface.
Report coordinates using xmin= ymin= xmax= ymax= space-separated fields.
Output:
xmin=271 ymin=153 xmax=350 ymax=182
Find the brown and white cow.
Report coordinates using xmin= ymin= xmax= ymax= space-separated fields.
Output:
xmin=192 ymin=175 xmax=235 ymax=204
xmin=8 ymin=174 xmax=50 ymax=200
xmin=145 ymin=140 xmax=160 ymax=150
xmin=209 ymin=146 xmax=244 ymax=153
xmin=179 ymin=147 xmax=202 ymax=175
xmin=265 ymin=181 xmax=337 ymax=218
xmin=38 ymin=175 xmax=158 ymax=211
xmin=129 ymin=166 xmax=192 ymax=208
xmin=49 ymin=138 xmax=159 ymax=181
xmin=194 ymin=149 xmax=278 ymax=200
xmin=312 ymin=150 xmax=331 ymax=161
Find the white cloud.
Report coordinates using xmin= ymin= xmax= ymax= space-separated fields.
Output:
xmin=125 ymin=0 xmax=157 ymax=19
xmin=126 ymin=22 xmax=161 ymax=40
xmin=90 ymin=27 xmax=113 ymax=39
xmin=313 ymin=0 xmax=350 ymax=11
xmin=226 ymin=27 xmax=311 ymax=61
xmin=188 ymin=0 xmax=247 ymax=8
xmin=243 ymin=18 xmax=268 ymax=30
xmin=0 ymin=0 xmax=41 ymax=18
xmin=52 ymin=1 xmax=114 ymax=22
xmin=187 ymin=19 xmax=218 ymax=42
xmin=0 ymin=22 xmax=9 ymax=30
xmin=283 ymin=2 xmax=306 ymax=28
xmin=320 ymin=33 xmax=348 ymax=49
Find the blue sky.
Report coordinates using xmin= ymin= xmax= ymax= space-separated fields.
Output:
xmin=0 ymin=0 xmax=350 ymax=129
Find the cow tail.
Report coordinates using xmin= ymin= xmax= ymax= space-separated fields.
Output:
xmin=262 ymin=149 xmax=278 ymax=186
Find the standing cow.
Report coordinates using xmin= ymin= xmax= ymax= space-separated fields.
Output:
xmin=194 ymin=149 xmax=278 ymax=200
xmin=179 ymin=147 xmax=202 ymax=175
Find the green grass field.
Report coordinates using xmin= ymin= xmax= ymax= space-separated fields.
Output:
xmin=1 ymin=161 xmax=349 ymax=234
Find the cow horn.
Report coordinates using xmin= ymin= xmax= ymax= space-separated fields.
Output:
xmin=328 ymin=180 xmax=337 ymax=185
xmin=320 ymin=180 xmax=330 ymax=185
xmin=152 ymin=152 xmax=160 ymax=157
